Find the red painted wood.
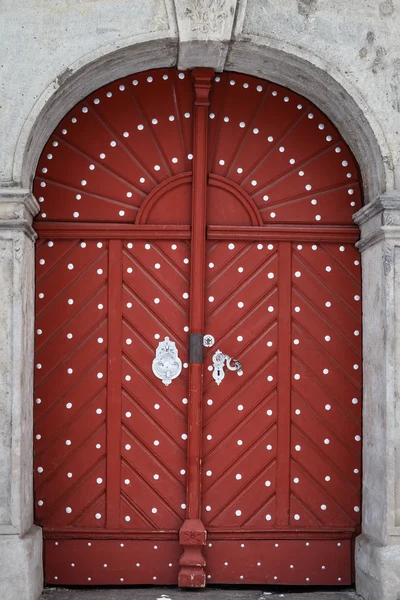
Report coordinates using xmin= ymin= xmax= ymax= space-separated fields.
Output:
xmin=33 ymin=68 xmax=362 ymax=588
xmin=106 ymin=240 xmax=122 ymax=528
xmin=178 ymin=69 xmax=214 ymax=588
xmin=276 ymin=243 xmax=292 ymax=526
xmin=207 ymin=225 xmax=359 ymax=242
xmin=34 ymin=223 xmax=191 ymax=239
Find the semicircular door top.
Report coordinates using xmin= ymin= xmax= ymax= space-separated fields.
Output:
xmin=33 ymin=69 xmax=362 ymax=588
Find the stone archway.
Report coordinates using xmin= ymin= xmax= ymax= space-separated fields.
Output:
xmin=0 ymin=30 xmax=395 ymax=600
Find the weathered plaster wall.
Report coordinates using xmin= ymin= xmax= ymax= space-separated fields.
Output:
xmin=1 ymin=0 xmax=177 ymax=184
xmin=239 ymin=0 xmax=400 ymax=190
xmin=1 ymin=2 xmax=400 ymax=600
xmin=0 ymin=0 xmax=399 ymax=196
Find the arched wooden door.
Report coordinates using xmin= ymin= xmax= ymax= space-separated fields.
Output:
xmin=33 ymin=69 xmax=362 ymax=587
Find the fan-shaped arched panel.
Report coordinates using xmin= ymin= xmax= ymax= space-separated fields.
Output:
xmin=33 ymin=70 xmax=361 ymax=226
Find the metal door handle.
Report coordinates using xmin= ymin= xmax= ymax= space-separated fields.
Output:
xmin=212 ymin=349 xmax=243 ymax=386
xmin=152 ymin=337 xmax=182 ymax=386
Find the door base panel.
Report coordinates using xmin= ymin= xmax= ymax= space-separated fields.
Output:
xmin=44 ymin=538 xmax=351 ymax=586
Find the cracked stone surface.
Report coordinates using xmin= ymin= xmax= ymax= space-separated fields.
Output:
xmin=40 ymin=586 xmax=361 ymax=600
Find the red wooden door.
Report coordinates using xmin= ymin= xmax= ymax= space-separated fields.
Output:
xmin=33 ymin=69 xmax=362 ymax=587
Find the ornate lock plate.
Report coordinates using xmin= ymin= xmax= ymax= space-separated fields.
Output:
xmin=212 ymin=350 xmax=243 ymax=386
xmin=152 ymin=337 xmax=182 ymax=386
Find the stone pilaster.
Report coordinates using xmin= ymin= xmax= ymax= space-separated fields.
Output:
xmin=0 ymin=188 xmax=43 ymax=600
xmin=354 ymin=195 xmax=400 ymax=600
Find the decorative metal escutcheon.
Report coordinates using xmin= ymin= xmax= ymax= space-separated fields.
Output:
xmin=152 ymin=337 xmax=182 ymax=386
xmin=212 ymin=350 xmax=243 ymax=386
xmin=203 ymin=334 xmax=215 ymax=348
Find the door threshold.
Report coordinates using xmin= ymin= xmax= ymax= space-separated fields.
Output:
xmin=41 ymin=585 xmax=360 ymax=600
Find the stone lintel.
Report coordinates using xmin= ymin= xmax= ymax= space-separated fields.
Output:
xmin=176 ymin=0 xmax=239 ymax=71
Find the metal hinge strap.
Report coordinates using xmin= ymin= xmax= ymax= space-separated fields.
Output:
xmin=190 ymin=333 xmax=203 ymax=364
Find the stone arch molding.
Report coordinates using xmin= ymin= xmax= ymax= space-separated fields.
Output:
xmin=13 ymin=6 xmax=388 ymax=203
